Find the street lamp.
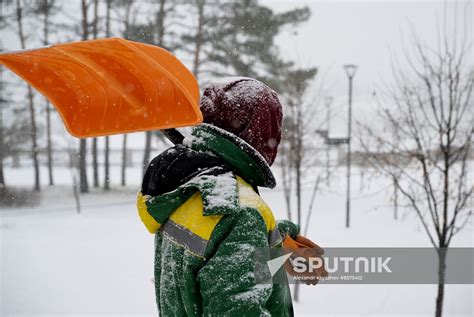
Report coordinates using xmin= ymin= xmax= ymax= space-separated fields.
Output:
xmin=324 ymin=96 xmax=334 ymax=186
xmin=343 ymin=64 xmax=358 ymax=228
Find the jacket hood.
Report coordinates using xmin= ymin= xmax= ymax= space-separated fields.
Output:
xmin=141 ymin=144 xmax=229 ymax=197
xmin=184 ymin=123 xmax=276 ymax=189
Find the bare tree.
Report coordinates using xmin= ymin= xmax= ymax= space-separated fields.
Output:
xmin=0 ymin=50 xmax=5 ymax=191
xmin=117 ymin=0 xmax=135 ymax=186
xmin=79 ymin=0 xmax=89 ymax=193
xmin=283 ymin=68 xmax=318 ymax=226
xmin=0 ymin=1 xmax=5 ymax=191
xmin=67 ymin=142 xmax=81 ymax=214
xmin=142 ymin=0 xmax=168 ymax=173
xmin=0 ymin=12 xmax=30 ymax=193
xmin=43 ymin=0 xmax=53 ymax=187
xmin=392 ymin=172 xmax=401 ymax=220
xmin=358 ymin=17 xmax=473 ymax=317
xmin=103 ymin=0 xmax=111 ymax=191
xmin=91 ymin=0 xmax=100 ymax=188
xmin=180 ymin=0 xmax=209 ymax=80
xmin=303 ymin=174 xmax=323 ymax=236
xmin=280 ymin=67 xmax=326 ymax=302
xmin=14 ymin=0 xmax=41 ymax=191
xmin=35 ymin=0 xmax=59 ymax=187
xmin=278 ymin=127 xmax=294 ymax=222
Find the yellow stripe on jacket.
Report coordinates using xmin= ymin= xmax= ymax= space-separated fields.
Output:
xmin=169 ymin=191 xmax=224 ymax=241
xmin=137 ymin=192 xmax=161 ymax=233
xmin=138 ymin=176 xmax=276 ymax=239
xmin=236 ymin=176 xmax=276 ymax=232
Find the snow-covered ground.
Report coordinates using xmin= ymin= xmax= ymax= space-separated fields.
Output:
xmin=1 ymin=166 xmax=473 ymax=316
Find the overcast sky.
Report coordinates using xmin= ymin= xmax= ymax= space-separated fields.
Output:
xmin=265 ymin=0 xmax=472 ymax=136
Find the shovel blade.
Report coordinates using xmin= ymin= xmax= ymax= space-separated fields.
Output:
xmin=0 ymin=38 xmax=202 ymax=138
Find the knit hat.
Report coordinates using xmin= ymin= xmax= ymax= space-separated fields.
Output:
xmin=199 ymin=77 xmax=283 ymax=166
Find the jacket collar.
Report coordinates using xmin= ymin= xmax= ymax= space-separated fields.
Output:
xmin=144 ymin=167 xmax=239 ymax=229
xmin=183 ymin=124 xmax=276 ymax=189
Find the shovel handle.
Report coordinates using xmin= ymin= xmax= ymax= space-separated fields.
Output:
xmin=162 ymin=128 xmax=185 ymax=145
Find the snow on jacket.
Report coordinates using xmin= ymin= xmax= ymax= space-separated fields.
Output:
xmin=137 ymin=124 xmax=299 ymax=316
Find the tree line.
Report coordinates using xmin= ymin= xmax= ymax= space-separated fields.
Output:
xmin=0 ymin=0 xmax=318 ymax=198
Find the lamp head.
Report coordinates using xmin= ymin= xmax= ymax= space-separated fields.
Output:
xmin=344 ymin=64 xmax=358 ymax=78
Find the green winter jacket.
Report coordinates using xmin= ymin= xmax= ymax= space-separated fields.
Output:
xmin=137 ymin=124 xmax=299 ymax=316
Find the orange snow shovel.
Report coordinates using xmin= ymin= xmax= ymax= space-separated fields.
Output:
xmin=0 ymin=38 xmax=202 ymax=140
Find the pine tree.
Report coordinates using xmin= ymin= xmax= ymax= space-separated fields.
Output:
xmin=14 ymin=0 xmax=41 ymax=191
xmin=33 ymin=0 xmax=59 ymax=187
xmin=182 ymin=0 xmax=311 ymax=91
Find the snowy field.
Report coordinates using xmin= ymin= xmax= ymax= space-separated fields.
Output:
xmin=1 ymin=165 xmax=473 ymax=316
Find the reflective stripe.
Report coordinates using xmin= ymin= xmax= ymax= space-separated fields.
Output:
xmin=162 ymin=220 xmax=208 ymax=257
xmin=169 ymin=191 xmax=223 ymax=241
xmin=154 ymin=176 xmax=277 ymax=257
xmin=268 ymin=228 xmax=283 ymax=247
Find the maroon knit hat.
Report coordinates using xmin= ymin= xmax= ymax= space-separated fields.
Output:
xmin=199 ymin=78 xmax=283 ymax=166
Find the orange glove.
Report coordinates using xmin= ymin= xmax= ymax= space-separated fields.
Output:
xmin=282 ymin=234 xmax=328 ymax=285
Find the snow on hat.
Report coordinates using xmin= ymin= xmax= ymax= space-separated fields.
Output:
xmin=199 ymin=77 xmax=283 ymax=166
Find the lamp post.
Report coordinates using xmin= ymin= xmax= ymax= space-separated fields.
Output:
xmin=324 ymin=96 xmax=333 ymax=186
xmin=344 ymin=64 xmax=358 ymax=228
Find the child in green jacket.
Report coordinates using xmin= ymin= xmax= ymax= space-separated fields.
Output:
xmin=138 ymin=78 xmax=301 ymax=316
